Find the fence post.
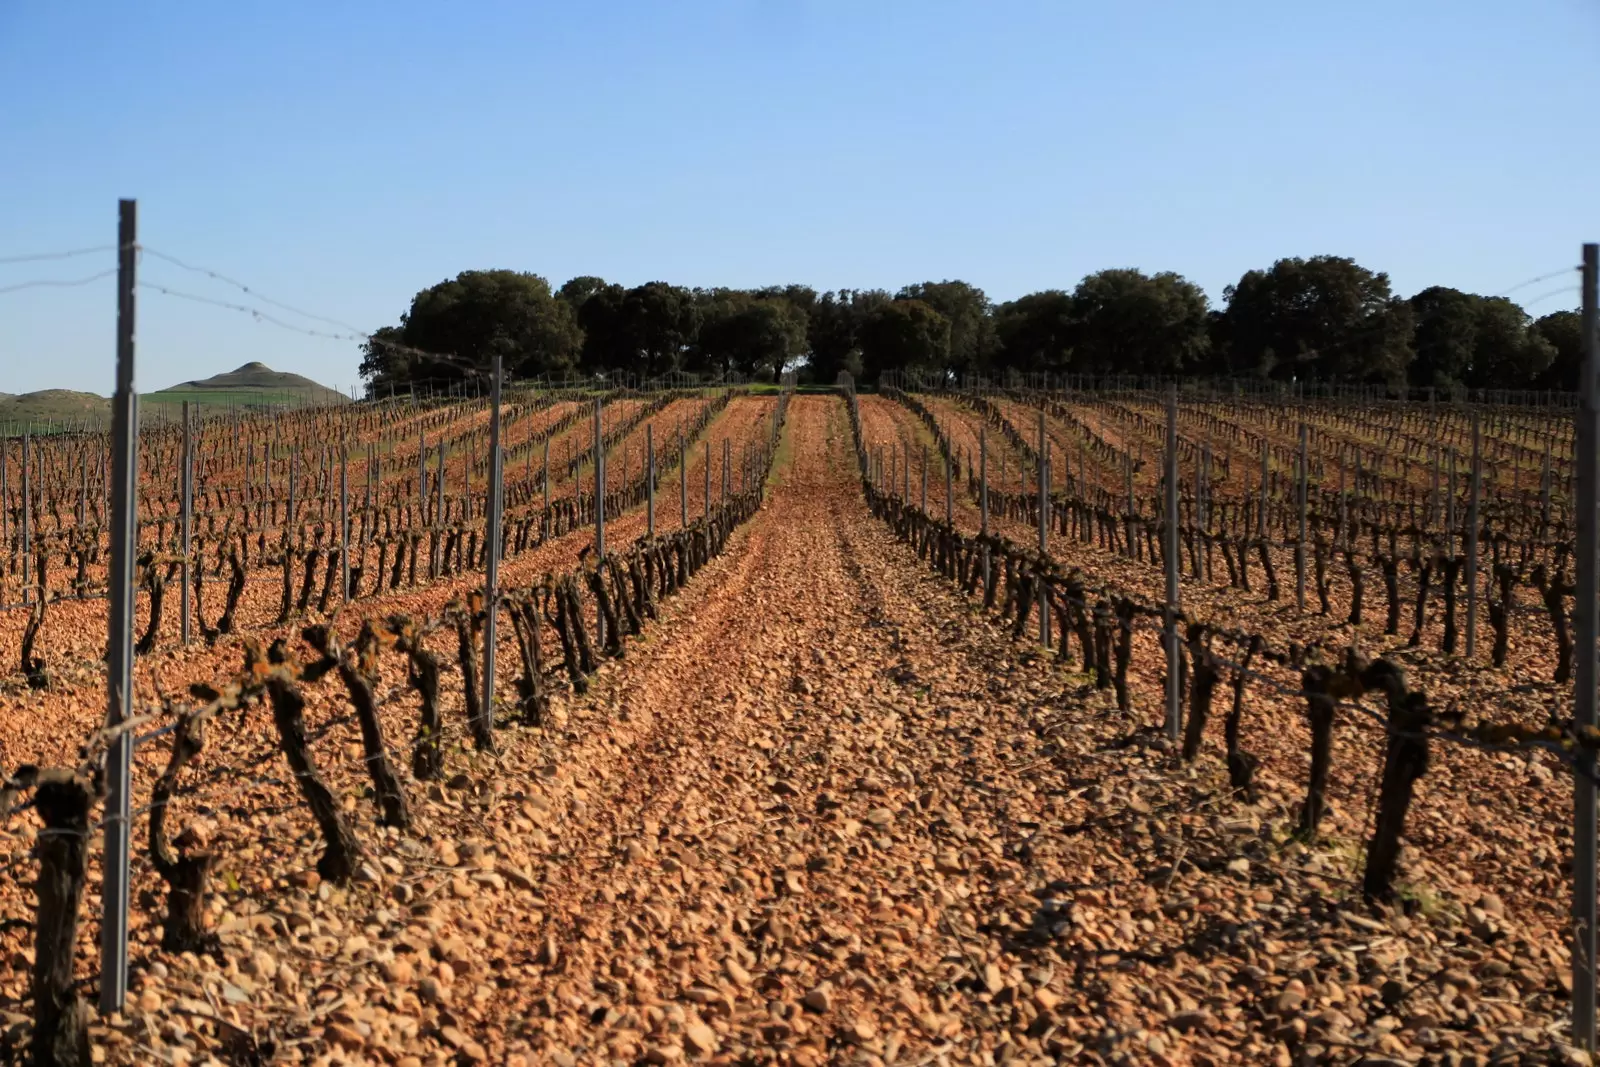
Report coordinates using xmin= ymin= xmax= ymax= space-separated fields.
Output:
xmin=483 ymin=355 xmax=504 ymax=726
xmin=921 ymin=443 xmax=928 ymax=512
xmin=1544 ymin=443 xmax=1554 ymax=535
xmin=1573 ymin=242 xmax=1600 ymax=1053
xmin=1165 ymin=385 xmax=1181 ymax=740
xmin=436 ymin=438 xmax=446 ymax=530
xmin=287 ymin=445 xmax=298 ymax=528
xmin=1038 ymin=413 xmax=1050 ymax=647
xmin=980 ymin=426 xmax=990 ymax=587
xmin=679 ymin=429 xmax=688 ymax=527
xmin=594 ymin=396 xmax=606 ymax=647
xmin=944 ymin=445 xmax=953 ymax=526
xmin=1448 ymin=448 xmax=1458 ymax=557
xmin=21 ymin=432 xmax=29 ymax=605
xmin=364 ymin=444 xmax=374 ymax=552
xmin=1296 ymin=421 xmax=1307 ymax=613
xmin=704 ymin=440 xmax=711 ymax=521
xmin=339 ymin=439 xmax=350 ymax=602
xmin=78 ymin=446 xmax=87 ymax=530
xmin=102 ymin=197 xmax=138 ymax=1016
xmin=1258 ymin=438 xmax=1268 ymax=541
xmin=1201 ymin=441 xmax=1212 ymax=578
xmin=722 ymin=438 xmax=730 ymax=504
xmin=180 ymin=401 xmax=192 ymax=644
xmin=1466 ymin=410 xmax=1481 ymax=658
xmin=1 ymin=442 xmax=7 ymax=596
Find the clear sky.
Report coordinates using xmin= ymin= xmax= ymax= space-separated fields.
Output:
xmin=1 ymin=1 xmax=1595 ymax=397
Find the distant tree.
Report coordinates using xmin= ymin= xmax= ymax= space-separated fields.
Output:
xmin=573 ymin=282 xmax=628 ymax=374
xmin=1409 ymin=287 xmax=1553 ymax=391
xmin=1219 ymin=256 xmax=1414 ymax=384
xmin=359 ymin=325 xmax=410 ymax=392
xmin=805 ymin=289 xmax=890 ymax=383
xmin=857 ymin=299 xmax=951 ymax=384
xmin=557 ymin=275 xmax=611 ymax=312
xmin=1068 ymin=269 xmax=1210 ymax=376
xmin=896 ymin=281 xmax=997 ymax=378
xmin=1534 ymin=310 xmax=1583 ymax=391
xmin=620 ymin=282 xmax=701 ymax=377
xmin=696 ymin=292 xmax=808 ymax=381
xmin=753 ymin=284 xmax=819 ymax=323
xmin=994 ymin=291 xmax=1073 ymax=375
xmin=360 ymin=270 xmax=581 ymax=389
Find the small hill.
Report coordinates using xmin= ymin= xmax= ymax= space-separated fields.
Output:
xmin=146 ymin=361 xmax=350 ymax=410
xmin=0 ymin=389 xmax=110 ymax=429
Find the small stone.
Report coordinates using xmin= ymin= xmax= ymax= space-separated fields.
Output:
xmin=803 ymin=986 xmax=833 ymax=1013
xmin=1033 ymin=987 xmax=1060 ymax=1012
xmin=723 ymin=958 xmax=751 ymax=987
xmin=865 ymin=808 xmax=894 ymax=828
xmin=983 ymin=963 xmax=1003 ymax=995
xmin=1169 ymin=1009 xmax=1213 ymax=1033
xmin=1226 ymin=858 xmax=1250 ymax=876
xmin=325 ymin=1023 xmax=365 ymax=1050
xmin=243 ymin=951 xmax=277 ymax=982
xmin=684 ymin=1020 xmax=719 ymax=1055
xmin=846 ymin=1016 xmax=877 ymax=1044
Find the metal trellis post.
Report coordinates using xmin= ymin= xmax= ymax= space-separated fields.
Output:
xmin=102 ymin=198 xmax=138 ymax=1016
xmin=483 ymin=356 xmax=504 ymax=728
xmin=180 ymin=401 xmax=192 ymax=644
xmin=1466 ymin=410 xmax=1481 ymax=658
xmin=1164 ymin=386 xmax=1181 ymax=741
xmin=1573 ymin=243 xmax=1599 ymax=1052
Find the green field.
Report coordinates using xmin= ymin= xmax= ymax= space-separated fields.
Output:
xmin=0 ymin=362 xmax=350 ymax=435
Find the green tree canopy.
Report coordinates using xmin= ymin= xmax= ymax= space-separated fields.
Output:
xmin=1068 ymin=269 xmax=1210 ymax=375
xmin=1408 ymin=287 xmax=1553 ymax=391
xmin=696 ymin=292 xmax=808 ymax=381
xmin=994 ymin=290 xmax=1073 ymax=374
xmin=567 ymin=280 xmax=701 ymax=377
xmin=1219 ymin=256 xmax=1414 ymax=384
xmin=805 ymin=289 xmax=890 ymax=384
xmin=1534 ymin=310 xmax=1583 ymax=391
xmin=361 ymin=270 xmax=581 ymax=388
xmin=896 ymin=281 xmax=996 ymax=377
xmin=857 ymin=299 xmax=951 ymax=384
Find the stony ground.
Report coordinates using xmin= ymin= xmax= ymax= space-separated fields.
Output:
xmin=0 ymin=394 xmax=1589 ymax=1066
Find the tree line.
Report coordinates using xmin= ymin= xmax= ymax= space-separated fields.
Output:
xmin=358 ymin=256 xmax=1583 ymax=393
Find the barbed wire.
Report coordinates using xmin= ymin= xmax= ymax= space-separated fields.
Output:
xmin=1494 ymin=266 xmax=1579 ymax=298
xmin=0 ymin=269 xmax=117 ymax=296
xmin=0 ymin=246 xmax=114 ymax=266
xmin=140 ymin=248 xmax=368 ymax=334
xmin=1518 ymin=285 xmax=1581 ymax=310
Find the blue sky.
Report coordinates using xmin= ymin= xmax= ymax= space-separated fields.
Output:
xmin=1 ymin=1 xmax=1595 ymax=396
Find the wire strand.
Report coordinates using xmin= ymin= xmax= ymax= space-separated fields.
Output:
xmin=0 ymin=246 xmax=114 ymax=266
xmin=140 ymin=248 xmax=369 ymax=334
xmin=1494 ymin=266 xmax=1578 ymax=299
xmin=0 ymin=269 xmax=117 ymax=296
